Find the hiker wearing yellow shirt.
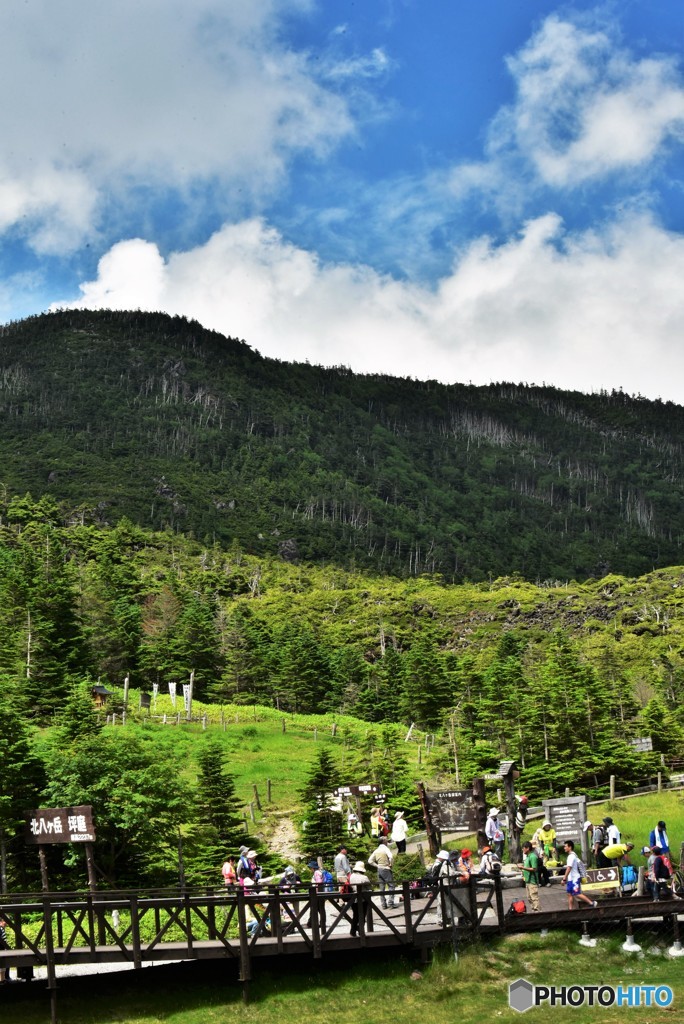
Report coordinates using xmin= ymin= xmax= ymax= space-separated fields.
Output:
xmin=602 ymin=842 xmax=634 ymax=866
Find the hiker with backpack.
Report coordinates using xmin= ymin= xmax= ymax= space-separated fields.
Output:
xmin=563 ymin=840 xmax=597 ymax=910
xmin=646 ymin=845 xmax=673 ymax=901
xmin=478 ymin=845 xmax=502 ymax=878
xmin=517 ymin=841 xmax=541 ymax=911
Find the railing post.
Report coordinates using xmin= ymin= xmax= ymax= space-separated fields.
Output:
xmin=236 ymin=888 xmax=251 ymax=983
xmin=207 ymin=887 xmax=216 ymax=940
xmin=270 ymin=889 xmax=284 ymax=953
xmin=402 ymin=881 xmax=413 ymax=943
xmin=42 ymin=896 xmax=58 ymax=1024
xmin=357 ymin=887 xmax=367 ymax=946
xmin=468 ymin=875 xmax=479 ymax=938
xmin=494 ymin=873 xmax=505 ymax=934
xmin=309 ymin=886 xmax=322 ymax=958
xmin=130 ymin=894 xmax=142 ymax=969
xmin=184 ymin=892 xmax=194 ymax=955
xmin=86 ymin=893 xmax=97 ymax=955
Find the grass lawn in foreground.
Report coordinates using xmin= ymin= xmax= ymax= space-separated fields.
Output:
xmin=4 ymin=926 xmax=684 ymax=1024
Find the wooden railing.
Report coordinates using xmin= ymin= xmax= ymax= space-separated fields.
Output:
xmin=0 ymin=876 xmax=506 ymax=980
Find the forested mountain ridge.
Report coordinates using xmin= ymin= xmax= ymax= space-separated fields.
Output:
xmin=1 ymin=499 xmax=683 ymax=805
xmin=1 ymin=308 xmax=683 ymax=581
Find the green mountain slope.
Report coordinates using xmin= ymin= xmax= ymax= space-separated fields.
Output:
xmin=1 ymin=309 xmax=683 ymax=580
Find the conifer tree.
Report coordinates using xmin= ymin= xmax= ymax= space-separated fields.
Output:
xmin=298 ymin=748 xmax=345 ymax=860
xmin=188 ymin=740 xmax=247 ymax=883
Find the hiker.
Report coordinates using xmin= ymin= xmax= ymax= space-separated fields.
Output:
xmin=649 ymin=821 xmax=670 ymax=856
xmin=457 ymin=849 xmax=473 ymax=881
xmin=518 ymin=841 xmax=541 ymax=912
xmin=237 ymin=846 xmax=259 ymax=884
xmin=370 ymin=806 xmax=381 ymax=838
xmin=563 ymin=840 xmax=597 ymax=911
xmin=306 ymin=861 xmax=332 ymax=932
xmin=478 ymin=845 xmax=502 ymax=878
xmin=242 ymin=879 xmax=269 ymax=937
xmin=603 ymin=816 xmax=621 ymax=845
xmin=647 ymin=845 xmax=673 ymax=902
xmin=347 ymin=810 xmax=363 ymax=836
xmin=334 ymin=845 xmax=351 ymax=891
xmin=391 ymin=811 xmax=409 ymax=854
xmin=485 ymin=808 xmax=505 ymax=859
xmin=278 ymin=866 xmax=301 ymax=893
xmin=602 ymin=841 xmax=634 ymax=867
xmin=348 ymin=860 xmax=372 ymax=936
xmin=221 ymin=856 xmax=237 ymax=888
xmin=530 ymin=824 xmax=551 ymax=885
xmin=368 ymin=837 xmax=396 ymax=909
xmin=583 ymin=819 xmax=606 ymax=867
xmin=434 ymin=849 xmax=467 ymax=926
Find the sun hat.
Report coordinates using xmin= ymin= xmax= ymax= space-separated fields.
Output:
xmin=247 ymin=850 xmax=257 ymax=859
xmin=436 ymin=850 xmax=450 ymax=861
xmin=489 ymin=807 xmax=499 ymax=816
xmin=353 ymin=860 xmax=365 ymax=871
xmin=461 ymin=849 xmax=472 ymax=858
xmin=481 ymin=845 xmax=492 ymax=854
xmin=542 ymin=820 xmax=551 ymax=828
xmin=394 ymin=811 xmax=404 ymax=819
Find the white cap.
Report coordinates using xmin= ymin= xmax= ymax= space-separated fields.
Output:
xmin=582 ymin=820 xmax=592 ymax=832
xmin=489 ymin=807 xmax=499 ymax=817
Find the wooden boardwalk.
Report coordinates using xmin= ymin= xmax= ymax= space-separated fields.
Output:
xmin=1 ymin=877 xmax=683 ymax=1018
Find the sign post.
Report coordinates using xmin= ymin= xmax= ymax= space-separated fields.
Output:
xmin=542 ymin=796 xmax=588 ymax=862
xmin=25 ymin=805 xmax=97 ymax=892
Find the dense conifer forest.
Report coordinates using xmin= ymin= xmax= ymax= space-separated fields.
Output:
xmin=1 ymin=310 xmax=683 ymax=892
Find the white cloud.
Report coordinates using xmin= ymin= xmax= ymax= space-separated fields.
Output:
xmin=450 ymin=15 xmax=684 ymax=198
xmin=56 ymin=211 xmax=684 ymax=403
xmin=0 ymin=1 xmax=353 ymax=251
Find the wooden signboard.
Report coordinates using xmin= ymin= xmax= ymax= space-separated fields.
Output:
xmin=424 ymin=788 xmax=477 ymax=831
xmin=24 ymin=805 xmax=96 ymax=845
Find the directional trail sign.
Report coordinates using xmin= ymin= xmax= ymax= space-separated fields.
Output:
xmin=581 ymin=867 xmax=620 ymax=894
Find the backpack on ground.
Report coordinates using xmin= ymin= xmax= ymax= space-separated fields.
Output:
xmin=507 ymin=899 xmax=526 ymax=916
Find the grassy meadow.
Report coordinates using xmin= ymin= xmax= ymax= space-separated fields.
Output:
xmin=5 ymin=928 xmax=684 ymax=1024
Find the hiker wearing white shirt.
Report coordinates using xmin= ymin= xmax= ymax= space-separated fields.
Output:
xmin=391 ymin=811 xmax=409 ymax=854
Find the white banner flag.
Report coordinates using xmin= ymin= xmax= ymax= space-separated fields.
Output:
xmin=183 ymin=684 xmax=191 ymax=711
xmin=169 ymin=682 xmax=177 ymax=707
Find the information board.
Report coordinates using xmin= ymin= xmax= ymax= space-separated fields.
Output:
xmin=425 ymin=789 xmax=477 ymax=831
xmin=542 ymin=796 xmax=587 ymax=846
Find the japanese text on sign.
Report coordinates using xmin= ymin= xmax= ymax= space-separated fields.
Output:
xmin=24 ymin=805 xmax=96 ymax=845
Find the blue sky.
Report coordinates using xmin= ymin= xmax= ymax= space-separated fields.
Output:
xmin=1 ymin=1 xmax=683 ymax=400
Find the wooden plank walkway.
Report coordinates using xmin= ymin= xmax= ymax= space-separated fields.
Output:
xmin=1 ymin=879 xmax=682 ymax=978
